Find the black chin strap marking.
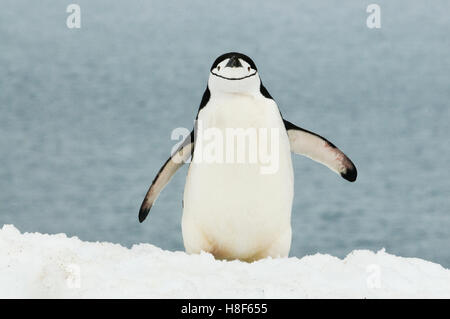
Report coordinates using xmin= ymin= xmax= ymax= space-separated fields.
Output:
xmin=210 ymin=71 xmax=257 ymax=81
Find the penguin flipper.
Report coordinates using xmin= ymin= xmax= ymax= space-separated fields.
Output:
xmin=138 ymin=131 xmax=194 ymax=223
xmin=284 ymin=119 xmax=357 ymax=182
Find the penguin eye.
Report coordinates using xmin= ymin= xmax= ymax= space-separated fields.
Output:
xmin=217 ymin=66 xmax=221 ymax=71
xmin=248 ymin=67 xmax=251 ymax=72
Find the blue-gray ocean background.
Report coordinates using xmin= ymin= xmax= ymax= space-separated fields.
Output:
xmin=1 ymin=1 xmax=449 ymax=266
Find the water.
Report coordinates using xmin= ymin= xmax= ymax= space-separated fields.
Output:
xmin=1 ymin=0 xmax=449 ymax=266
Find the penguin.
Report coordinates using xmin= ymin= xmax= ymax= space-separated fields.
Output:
xmin=139 ymin=52 xmax=357 ymax=262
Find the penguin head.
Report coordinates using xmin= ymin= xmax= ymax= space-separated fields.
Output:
xmin=208 ymin=52 xmax=261 ymax=95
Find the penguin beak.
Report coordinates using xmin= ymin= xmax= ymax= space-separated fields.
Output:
xmin=225 ymin=56 xmax=243 ymax=68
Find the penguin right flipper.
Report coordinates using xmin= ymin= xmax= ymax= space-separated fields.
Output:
xmin=284 ymin=119 xmax=357 ymax=182
xmin=138 ymin=131 xmax=194 ymax=223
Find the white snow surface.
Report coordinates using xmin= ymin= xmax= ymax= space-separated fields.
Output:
xmin=1 ymin=224 xmax=449 ymax=298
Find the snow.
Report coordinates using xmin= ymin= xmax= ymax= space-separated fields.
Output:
xmin=1 ymin=224 xmax=449 ymax=298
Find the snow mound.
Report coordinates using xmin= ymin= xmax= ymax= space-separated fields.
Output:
xmin=1 ymin=224 xmax=449 ymax=298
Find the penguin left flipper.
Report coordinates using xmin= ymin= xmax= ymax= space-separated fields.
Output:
xmin=138 ymin=131 xmax=194 ymax=223
xmin=284 ymin=119 xmax=357 ymax=182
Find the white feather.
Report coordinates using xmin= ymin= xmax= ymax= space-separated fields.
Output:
xmin=182 ymin=94 xmax=294 ymax=261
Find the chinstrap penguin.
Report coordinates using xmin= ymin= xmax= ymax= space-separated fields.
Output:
xmin=139 ymin=52 xmax=357 ymax=262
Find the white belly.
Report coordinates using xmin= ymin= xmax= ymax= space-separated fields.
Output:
xmin=182 ymin=94 xmax=294 ymax=261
